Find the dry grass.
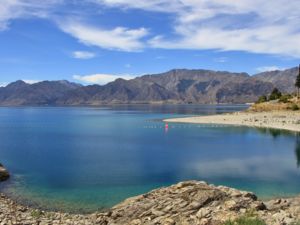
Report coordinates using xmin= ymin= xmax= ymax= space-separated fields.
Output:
xmin=249 ymin=97 xmax=300 ymax=112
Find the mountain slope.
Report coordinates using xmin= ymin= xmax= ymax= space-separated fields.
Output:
xmin=0 ymin=80 xmax=81 ymax=106
xmin=0 ymin=67 xmax=297 ymax=105
xmin=59 ymin=69 xmax=274 ymax=104
xmin=253 ymin=67 xmax=297 ymax=93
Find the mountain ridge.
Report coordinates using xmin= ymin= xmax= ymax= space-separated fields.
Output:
xmin=0 ymin=67 xmax=297 ymax=106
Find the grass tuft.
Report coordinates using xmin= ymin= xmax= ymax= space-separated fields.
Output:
xmin=222 ymin=216 xmax=266 ymax=225
xmin=31 ymin=210 xmax=43 ymax=219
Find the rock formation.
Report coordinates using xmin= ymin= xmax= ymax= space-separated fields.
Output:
xmin=0 ymin=164 xmax=9 ymax=182
xmin=0 ymin=181 xmax=300 ymax=224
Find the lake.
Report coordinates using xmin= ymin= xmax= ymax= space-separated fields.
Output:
xmin=0 ymin=105 xmax=300 ymax=213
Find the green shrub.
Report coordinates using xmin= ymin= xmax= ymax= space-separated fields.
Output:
xmin=31 ymin=210 xmax=43 ymax=218
xmin=290 ymin=222 xmax=300 ymax=225
xmin=256 ymin=95 xmax=268 ymax=104
xmin=279 ymin=94 xmax=292 ymax=103
xmin=290 ymin=103 xmax=300 ymax=111
xmin=223 ymin=216 xmax=266 ymax=225
xmin=269 ymin=88 xmax=282 ymax=100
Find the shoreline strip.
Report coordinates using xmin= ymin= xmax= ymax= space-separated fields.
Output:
xmin=164 ymin=111 xmax=300 ymax=133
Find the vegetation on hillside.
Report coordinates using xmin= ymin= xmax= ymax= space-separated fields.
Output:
xmin=269 ymin=88 xmax=282 ymax=100
xmin=296 ymin=64 xmax=300 ymax=98
xmin=254 ymin=66 xmax=300 ymax=111
xmin=222 ymin=215 xmax=266 ymax=225
xmin=256 ymin=88 xmax=285 ymax=103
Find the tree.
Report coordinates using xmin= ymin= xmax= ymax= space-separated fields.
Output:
xmin=256 ymin=95 xmax=267 ymax=103
xmin=295 ymin=64 xmax=300 ymax=98
xmin=269 ymin=88 xmax=282 ymax=100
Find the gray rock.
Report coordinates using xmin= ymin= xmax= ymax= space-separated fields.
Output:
xmin=0 ymin=180 xmax=300 ymax=224
xmin=0 ymin=164 xmax=9 ymax=182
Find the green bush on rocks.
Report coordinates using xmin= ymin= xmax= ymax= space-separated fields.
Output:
xmin=256 ymin=95 xmax=268 ymax=104
xmin=279 ymin=94 xmax=293 ymax=103
xmin=223 ymin=216 xmax=266 ymax=225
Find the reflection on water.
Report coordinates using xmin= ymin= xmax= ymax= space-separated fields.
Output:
xmin=257 ymin=128 xmax=300 ymax=169
xmin=295 ymin=134 xmax=300 ymax=168
xmin=105 ymin=104 xmax=249 ymax=115
xmin=256 ymin=127 xmax=294 ymax=139
xmin=0 ymin=105 xmax=299 ymax=212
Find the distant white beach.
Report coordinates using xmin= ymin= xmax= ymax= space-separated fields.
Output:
xmin=165 ymin=111 xmax=300 ymax=133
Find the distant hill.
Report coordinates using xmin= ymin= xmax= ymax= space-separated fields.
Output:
xmin=0 ymin=80 xmax=81 ymax=106
xmin=253 ymin=67 xmax=298 ymax=93
xmin=0 ymin=67 xmax=298 ymax=106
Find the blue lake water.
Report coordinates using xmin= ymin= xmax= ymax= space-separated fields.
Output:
xmin=0 ymin=105 xmax=300 ymax=213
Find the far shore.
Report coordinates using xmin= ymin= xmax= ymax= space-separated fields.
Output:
xmin=164 ymin=110 xmax=300 ymax=133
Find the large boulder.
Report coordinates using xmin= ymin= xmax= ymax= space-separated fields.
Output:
xmin=95 ymin=181 xmax=266 ymax=225
xmin=0 ymin=164 xmax=9 ymax=181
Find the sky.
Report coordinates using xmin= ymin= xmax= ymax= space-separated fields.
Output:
xmin=0 ymin=0 xmax=300 ymax=86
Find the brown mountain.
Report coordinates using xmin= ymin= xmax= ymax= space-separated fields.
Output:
xmin=0 ymin=67 xmax=297 ymax=106
xmin=253 ymin=67 xmax=298 ymax=93
xmin=0 ymin=80 xmax=81 ymax=106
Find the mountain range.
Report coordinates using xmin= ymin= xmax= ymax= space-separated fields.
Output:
xmin=0 ymin=67 xmax=298 ymax=106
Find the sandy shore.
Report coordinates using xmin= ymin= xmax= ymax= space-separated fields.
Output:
xmin=164 ymin=111 xmax=300 ymax=132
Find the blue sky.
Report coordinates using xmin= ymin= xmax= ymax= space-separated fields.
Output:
xmin=0 ymin=0 xmax=299 ymax=86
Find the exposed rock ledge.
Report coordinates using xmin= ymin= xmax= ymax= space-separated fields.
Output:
xmin=1 ymin=181 xmax=300 ymax=225
xmin=0 ymin=164 xmax=9 ymax=181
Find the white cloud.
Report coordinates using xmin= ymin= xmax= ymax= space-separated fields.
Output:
xmin=256 ymin=66 xmax=285 ymax=73
xmin=0 ymin=82 xmax=8 ymax=87
xmin=95 ymin=0 xmax=300 ymax=57
xmin=72 ymin=51 xmax=96 ymax=59
xmin=73 ymin=74 xmax=136 ymax=85
xmin=149 ymin=25 xmax=300 ymax=57
xmin=59 ymin=21 xmax=148 ymax=52
xmin=93 ymin=0 xmax=182 ymax=13
xmin=1 ymin=0 xmax=300 ymax=57
xmin=214 ymin=57 xmax=228 ymax=63
xmin=0 ymin=0 xmax=61 ymax=31
xmin=188 ymin=156 xmax=296 ymax=181
xmin=23 ymin=79 xmax=40 ymax=84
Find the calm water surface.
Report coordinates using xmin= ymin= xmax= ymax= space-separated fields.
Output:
xmin=0 ymin=105 xmax=300 ymax=213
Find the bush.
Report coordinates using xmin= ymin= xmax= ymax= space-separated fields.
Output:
xmin=256 ymin=95 xmax=268 ymax=104
xmin=223 ymin=216 xmax=266 ymax=225
xmin=290 ymin=103 xmax=300 ymax=111
xmin=31 ymin=210 xmax=43 ymax=218
xmin=279 ymin=94 xmax=293 ymax=103
xmin=269 ymin=88 xmax=282 ymax=100
xmin=290 ymin=222 xmax=300 ymax=225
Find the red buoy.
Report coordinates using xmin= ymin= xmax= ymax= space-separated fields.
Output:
xmin=165 ymin=123 xmax=169 ymax=133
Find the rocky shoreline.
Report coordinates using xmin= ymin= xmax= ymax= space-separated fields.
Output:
xmin=2 ymin=108 xmax=300 ymax=224
xmin=164 ymin=111 xmax=300 ymax=133
xmin=0 ymin=164 xmax=9 ymax=182
xmin=1 ymin=179 xmax=300 ymax=225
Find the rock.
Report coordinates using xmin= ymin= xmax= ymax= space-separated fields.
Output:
xmin=131 ymin=219 xmax=142 ymax=225
xmin=162 ymin=218 xmax=175 ymax=225
xmin=0 ymin=180 xmax=300 ymax=224
xmin=196 ymin=208 xmax=212 ymax=218
xmin=0 ymin=164 xmax=9 ymax=181
xmin=252 ymin=202 xmax=267 ymax=211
